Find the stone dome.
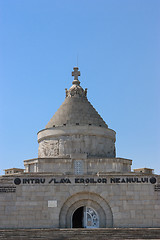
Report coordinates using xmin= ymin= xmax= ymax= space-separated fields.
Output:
xmin=38 ymin=67 xmax=116 ymax=159
xmin=46 ymin=67 xmax=108 ymax=129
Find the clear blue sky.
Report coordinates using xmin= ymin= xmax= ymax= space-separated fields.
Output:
xmin=0 ymin=0 xmax=159 ymax=175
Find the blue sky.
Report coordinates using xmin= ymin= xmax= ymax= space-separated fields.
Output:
xmin=0 ymin=0 xmax=159 ymax=175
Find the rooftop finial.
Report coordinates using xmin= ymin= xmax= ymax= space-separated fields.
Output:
xmin=72 ymin=67 xmax=80 ymax=80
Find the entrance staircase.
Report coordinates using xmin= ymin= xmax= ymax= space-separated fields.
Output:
xmin=0 ymin=228 xmax=160 ymax=240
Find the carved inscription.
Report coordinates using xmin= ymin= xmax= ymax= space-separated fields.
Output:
xmin=155 ymin=185 xmax=160 ymax=191
xmin=0 ymin=186 xmax=16 ymax=193
xmin=14 ymin=177 xmax=157 ymax=185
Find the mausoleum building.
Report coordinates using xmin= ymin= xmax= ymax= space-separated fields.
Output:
xmin=0 ymin=67 xmax=160 ymax=228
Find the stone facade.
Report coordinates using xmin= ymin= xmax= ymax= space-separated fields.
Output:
xmin=0 ymin=173 xmax=159 ymax=228
xmin=1 ymin=67 xmax=160 ymax=229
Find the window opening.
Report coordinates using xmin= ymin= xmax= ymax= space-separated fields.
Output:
xmin=74 ymin=160 xmax=83 ymax=175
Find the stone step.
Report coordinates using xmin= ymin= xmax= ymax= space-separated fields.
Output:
xmin=0 ymin=228 xmax=160 ymax=240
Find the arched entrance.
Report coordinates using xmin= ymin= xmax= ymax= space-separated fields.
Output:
xmin=59 ymin=192 xmax=113 ymax=228
xmin=72 ymin=206 xmax=99 ymax=228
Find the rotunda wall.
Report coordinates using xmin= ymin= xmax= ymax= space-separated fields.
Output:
xmin=38 ymin=126 xmax=116 ymax=158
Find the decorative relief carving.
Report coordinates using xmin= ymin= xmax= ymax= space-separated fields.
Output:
xmin=65 ymin=88 xmax=68 ymax=98
xmin=38 ymin=135 xmax=115 ymax=158
xmin=65 ymin=86 xmax=87 ymax=98
xmin=38 ymin=140 xmax=59 ymax=157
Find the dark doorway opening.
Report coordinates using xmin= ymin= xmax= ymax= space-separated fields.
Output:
xmin=72 ymin=206 xmax=84 ymax=228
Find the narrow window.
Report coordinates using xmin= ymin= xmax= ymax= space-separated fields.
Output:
xmin=74 ymin=160 xmax=83 ymax=175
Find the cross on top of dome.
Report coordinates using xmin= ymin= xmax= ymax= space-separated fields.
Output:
xmin=72 ymin=67 xmax=80 ymax=80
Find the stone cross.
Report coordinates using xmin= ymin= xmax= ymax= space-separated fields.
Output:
xmin=72 ymin=67 xmax=80 ymax=80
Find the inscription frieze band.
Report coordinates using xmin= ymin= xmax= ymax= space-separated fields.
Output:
xmin=14 ymin=177 xmax=157 ymax=185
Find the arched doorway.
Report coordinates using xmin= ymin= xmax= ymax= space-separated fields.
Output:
xmin=59 ymin=192 xmax=113 ymax=228
xmin=72 ymin=206 xmax=99 ymax=228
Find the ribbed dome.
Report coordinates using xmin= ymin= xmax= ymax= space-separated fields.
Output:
xmin=45 ymin=67 xmax=108 ymax=129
